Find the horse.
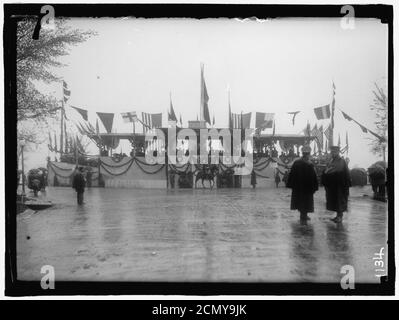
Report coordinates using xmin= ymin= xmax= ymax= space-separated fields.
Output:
xmin=195 ymin=164 xmax=219 ymax=189
xmin=27 ymin=168 xmax=45 ymax=197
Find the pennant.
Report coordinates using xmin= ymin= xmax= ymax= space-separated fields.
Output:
xmin=200 ymin=64 xmax=211 ymax=124
xmin=314 ymin=104 xmax=330 ymax=120
xmin=287 ymin=111 xmax=300 ymax=126
xmin=255 ymin=112 xmax=274 ymax=129
xmin=121 ymin=111 xmax=138 ymax=123
xmin=368 ymin=129 xmax=385 ymax=142
xmin=341 ymin=111 xmax=353 ymax=121
xmin=168 ymin=94 xmax=178 ymax=122
xmin=228 ymin=92 xmax=233 ymax=129
xmin=96 ymin=112 xmax=114 ymax=133
xmin=357 ymin=123 xmax=368 ymax=133
xmin=71 ymin=106 xmax=88 ymax=121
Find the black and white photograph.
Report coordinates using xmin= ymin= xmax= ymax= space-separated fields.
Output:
xmin=4 ymin=3 xmax=394 ymax=297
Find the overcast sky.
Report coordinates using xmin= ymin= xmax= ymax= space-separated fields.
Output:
xmin=24 ymin=17 xmax=388 ymax=169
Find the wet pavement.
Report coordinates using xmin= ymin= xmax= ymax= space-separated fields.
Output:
xmin=17 ymin=186 xmax=388 ymax=283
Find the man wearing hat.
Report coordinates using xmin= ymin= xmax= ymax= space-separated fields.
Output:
xmin=321 ymin=146 xmax=351 ymax=223
xmin=72 ymin=166 xmax=86 ymax=205
xmin=286 ymin=144 xmax=319 ymax=221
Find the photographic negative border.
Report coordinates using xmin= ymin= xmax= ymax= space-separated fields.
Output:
xmin=4 ymin=3 xmax=394 ymax=296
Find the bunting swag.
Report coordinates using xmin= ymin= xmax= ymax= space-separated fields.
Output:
xmin=97 ymin=112 xmax=114 ymax=133
xmin=255 ymin=112 xmax=274 ymax=129
xmin=71 ymin=106 xmax=88 ymax=121
xmin=99 ymin=157 xmax=165 ymax=176
xmin=314 ymin=104 xmax=330 ymax=120
xmin=340 ymin=110 xmax=385 ymax=141
xmin=287 ymin=111 xmax=300 ymax=126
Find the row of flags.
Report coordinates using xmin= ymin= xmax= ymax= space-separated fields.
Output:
xmin=62 ymin=74 xmax=384 ymax=154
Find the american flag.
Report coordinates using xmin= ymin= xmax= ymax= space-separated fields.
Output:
xmin=231 ymin=112 xmax=251 ymax=129
xmin=314 ymin=104 xmax=330 ymax=120
xmin=142 ymin=112 xmax=162 ymax=132
xmin=315 ymin=125 xmax=324 ymax=148
xmin=324 ymin=124 xmax=333 ymax=145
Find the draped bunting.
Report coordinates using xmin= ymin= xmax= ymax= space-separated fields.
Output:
xmin=99 ymin=157 xmax=165 ymax=176
xmin=97 ymin=112 xmax=114 ymax=133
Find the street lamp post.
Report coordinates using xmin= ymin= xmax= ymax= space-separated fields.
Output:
xmin=20 ymin=139 xmax=26 ymax=201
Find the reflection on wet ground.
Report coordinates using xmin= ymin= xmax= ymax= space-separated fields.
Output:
xmin=17 ymin=186 xmax=387 ymax=283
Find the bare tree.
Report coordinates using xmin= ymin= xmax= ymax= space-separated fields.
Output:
xmin=369 ymin=82 xmax=388 ymax=161
xmin=17 ymin=18 xmax=96 ymax=142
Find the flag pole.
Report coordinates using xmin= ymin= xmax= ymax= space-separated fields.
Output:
xmin=331 ymin=80 xmax=335 ymax=146
xmin=60 ymin=81 xmax=64 ymax=155
xmin=200 ymin=62 xmax=204 ymax=122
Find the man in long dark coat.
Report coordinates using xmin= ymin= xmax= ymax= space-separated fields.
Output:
xmin=321 ymin=146 xmax=351 ymax=223
xmin=72 ymin=167 xmax=86 ymax=205
xmin=286 ymin=145 xmax=319 ymax=221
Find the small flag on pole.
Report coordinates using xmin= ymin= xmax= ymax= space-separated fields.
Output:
xmin=287 ymin=111 xmax=300 ymax=126
xmin=121 ymin=111 xmax=138 ymax=123
xmin=71 ymin=106 xmax=88 ymax=121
